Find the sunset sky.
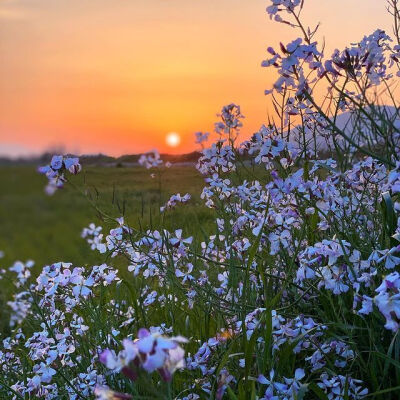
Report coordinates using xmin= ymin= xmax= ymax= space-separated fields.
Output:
xmin=0 ymin=0 xmax=393 ymax=157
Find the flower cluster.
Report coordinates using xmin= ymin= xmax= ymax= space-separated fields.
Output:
xmin=138 ymin=150 xmax=163 ymax=169
xmin=197 ymin=139 xmax=236 ymax=175
xmin=358 ymin=271 xmax=400 ymax=331
xmin=326 ymin=29 xmax=394 ymax=86
xmin=194 ymin=131 xmax=210 ymax=146
xmin=262 ymin=38 xmax=321 ymax=95
xmin=0 ymin=260 xmax=122 ymax=398
xmin=318 ymin=374 xmax=368 ymax=399
xmin=38 ymin=155 xmax=81 ymax=195
xmin=266 ymin=0 xmax=303 ymax=24
xmin=215 ymin=103 xmax=244 ymax=136
xmin=296 ymin=239 xmax=371 ymax=294
xmin=160 ymin=193 xmax=191 ymax=212
xmin=258 ymin=368 xmax=305 ymax=400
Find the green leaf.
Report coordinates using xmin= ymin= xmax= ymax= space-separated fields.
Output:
xmin=365 ymin=385 xmax=400 ymax=397
xmin=372 ymin=351 xmax=400 ymax=371
xmin=226 ymin=386 xmax=239 ymax=400
xmin=215 ymin=338 xmax=237 ymax=377
xmin=381 ymin=191 xmax=397 ymax=246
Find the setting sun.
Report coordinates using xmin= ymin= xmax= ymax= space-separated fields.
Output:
xmin=166 ymin=132 xmax=181 ymax=147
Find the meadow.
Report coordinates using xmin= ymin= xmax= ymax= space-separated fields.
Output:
xmin=0 ymin=165 xmax=214 ymax=333
xmin=0 ymin=164 xmax=211 ymax=268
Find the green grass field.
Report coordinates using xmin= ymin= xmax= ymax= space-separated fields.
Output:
xmin=0 ymin=164 xmax=213 ymax=272
xmin=0 ymin=164 xmax=216 ymax=333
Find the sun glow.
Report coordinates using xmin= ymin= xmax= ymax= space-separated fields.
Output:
xmin=166 ymin=132 xmax=181 ymax=147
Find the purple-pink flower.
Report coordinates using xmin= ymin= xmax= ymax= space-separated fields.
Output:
xmin=99 ymin=328 xmax=187 ymax=382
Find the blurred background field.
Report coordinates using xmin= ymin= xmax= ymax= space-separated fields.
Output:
xmin=0 ymin=164 xmax=214 ymax=269
xmin=0 ymin=164 xmax=216 ymax=333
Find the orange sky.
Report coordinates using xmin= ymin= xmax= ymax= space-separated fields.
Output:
xmin=0 ymin=0 xmax=393 ymax=157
